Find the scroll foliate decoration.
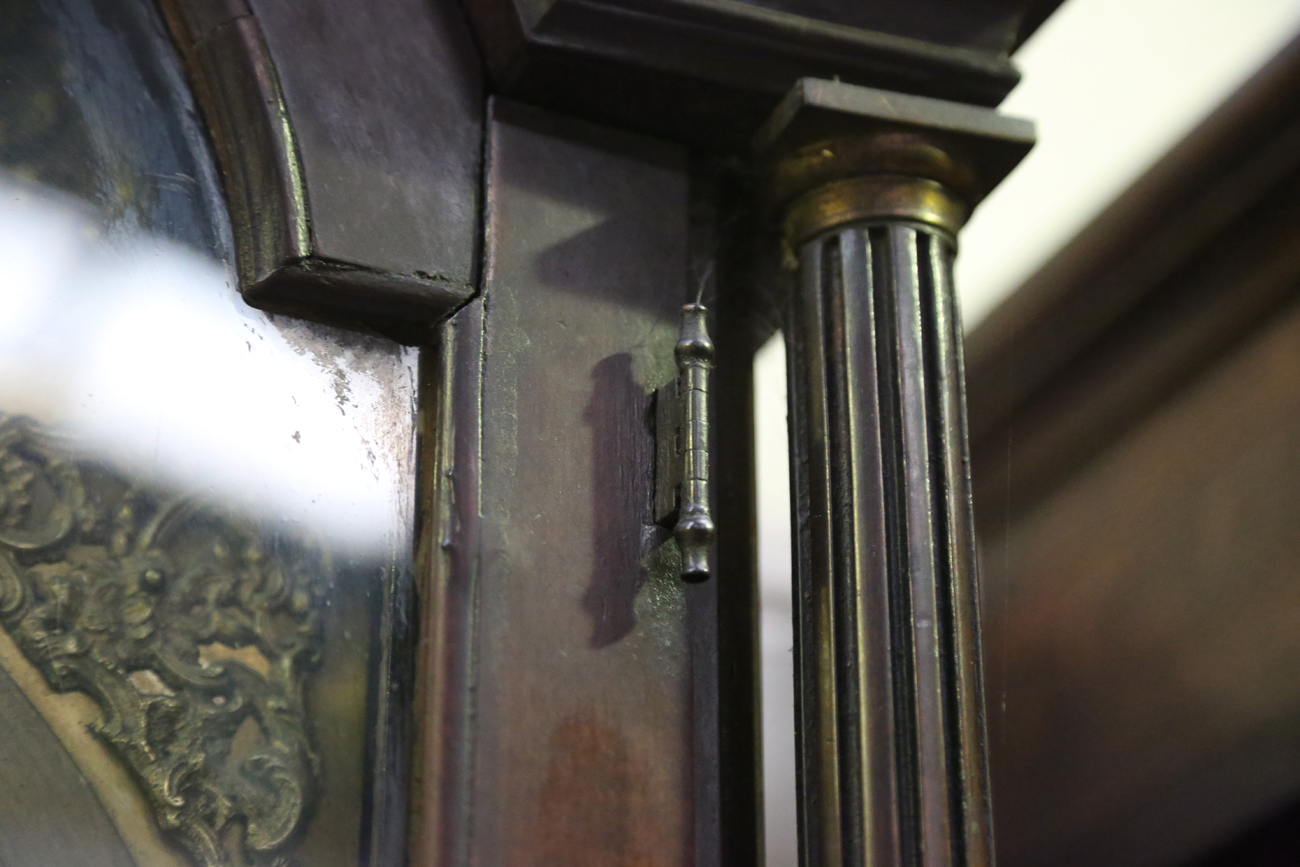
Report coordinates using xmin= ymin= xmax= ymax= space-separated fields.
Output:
xmin=0 ymin=415 xmax=324 ymax=867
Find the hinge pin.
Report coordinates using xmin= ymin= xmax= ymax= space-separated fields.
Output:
xmin=673 ymin=302 xmax=714 ymax=582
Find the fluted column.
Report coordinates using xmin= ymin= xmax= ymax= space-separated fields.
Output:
xmin=757 ymin=79 xmax=1033 ymax=867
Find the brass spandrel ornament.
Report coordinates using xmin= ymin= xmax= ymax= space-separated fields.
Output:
xmin=0 ymin=414 xmax=324 ymax=867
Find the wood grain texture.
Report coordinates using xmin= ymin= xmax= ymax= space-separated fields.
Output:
xmin=981 ymin=298 xmax=1300 ymax=867
xmin=421 ymin=101 xmax=717 ymax=867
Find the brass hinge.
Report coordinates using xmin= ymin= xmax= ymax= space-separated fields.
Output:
xmin=654 ymin=303 xmax=714 ymax=582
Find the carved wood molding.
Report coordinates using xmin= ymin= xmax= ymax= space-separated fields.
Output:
xmin=459 ymin=0 xmax=1063 ymax=149
xmin=157 ymin=0 xmax=483 ymax=342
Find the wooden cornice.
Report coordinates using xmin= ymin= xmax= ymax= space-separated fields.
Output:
xmin=459 ymin=0 xmax=1065 ymax=149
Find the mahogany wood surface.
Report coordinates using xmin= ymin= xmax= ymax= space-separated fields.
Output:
xmin=967 ymin=33 xmax=1300 ymax=867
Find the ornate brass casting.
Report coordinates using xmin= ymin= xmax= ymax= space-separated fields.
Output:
xmin=0 ymin=415 xmax=322 ymax=867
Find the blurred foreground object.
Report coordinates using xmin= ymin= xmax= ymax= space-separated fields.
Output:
xmin=969 ymin=32 xmax=1300 ymax=867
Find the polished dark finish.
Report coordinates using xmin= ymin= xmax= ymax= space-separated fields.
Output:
xmin=786 ymin=224 xmax=990 ymax=867
xmin=725 ymin=0 xmax=1049 ymax=51
xmin=760 ymin=78 xmax=1028 ymax=867
xmin=411 ymin=299 xmax=485 ymax=867
xmin=159 ymin=0 xmax=306 ymax=292
xmin=411 ymin=101 xmax=719 ymax=867
xmin=2 ymin=0 xmax=1080 ymax=863
xmin=699 ymin=157 xmax=773 ymax=867
xmin=160 ymin=0 xmax=484 ymax=341
xmin=979 ymin=300 xmax=1300 ymax=867
xmin=458 ymin=0 xmax=1062 ymax=149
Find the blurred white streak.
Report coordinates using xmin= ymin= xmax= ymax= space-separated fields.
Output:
xmin=0 ymin=175 xmax=415 ymax=553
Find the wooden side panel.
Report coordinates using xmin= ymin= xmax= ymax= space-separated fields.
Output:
xmin=454 ymin=101 xmax=715 ymax=867
xmin=982 ymin=299 xmax=1300 ymax=867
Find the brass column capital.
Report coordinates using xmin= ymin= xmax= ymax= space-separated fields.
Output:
xmin=756 ymin=78 xmax=1034 ymax=245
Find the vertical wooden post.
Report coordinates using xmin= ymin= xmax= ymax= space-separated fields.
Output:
xmin=758 ymin=79 xmax=1034 ymax=867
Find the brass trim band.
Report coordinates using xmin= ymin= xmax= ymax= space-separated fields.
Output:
xmin=782 ymin=174 xmax=967 ymax=245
